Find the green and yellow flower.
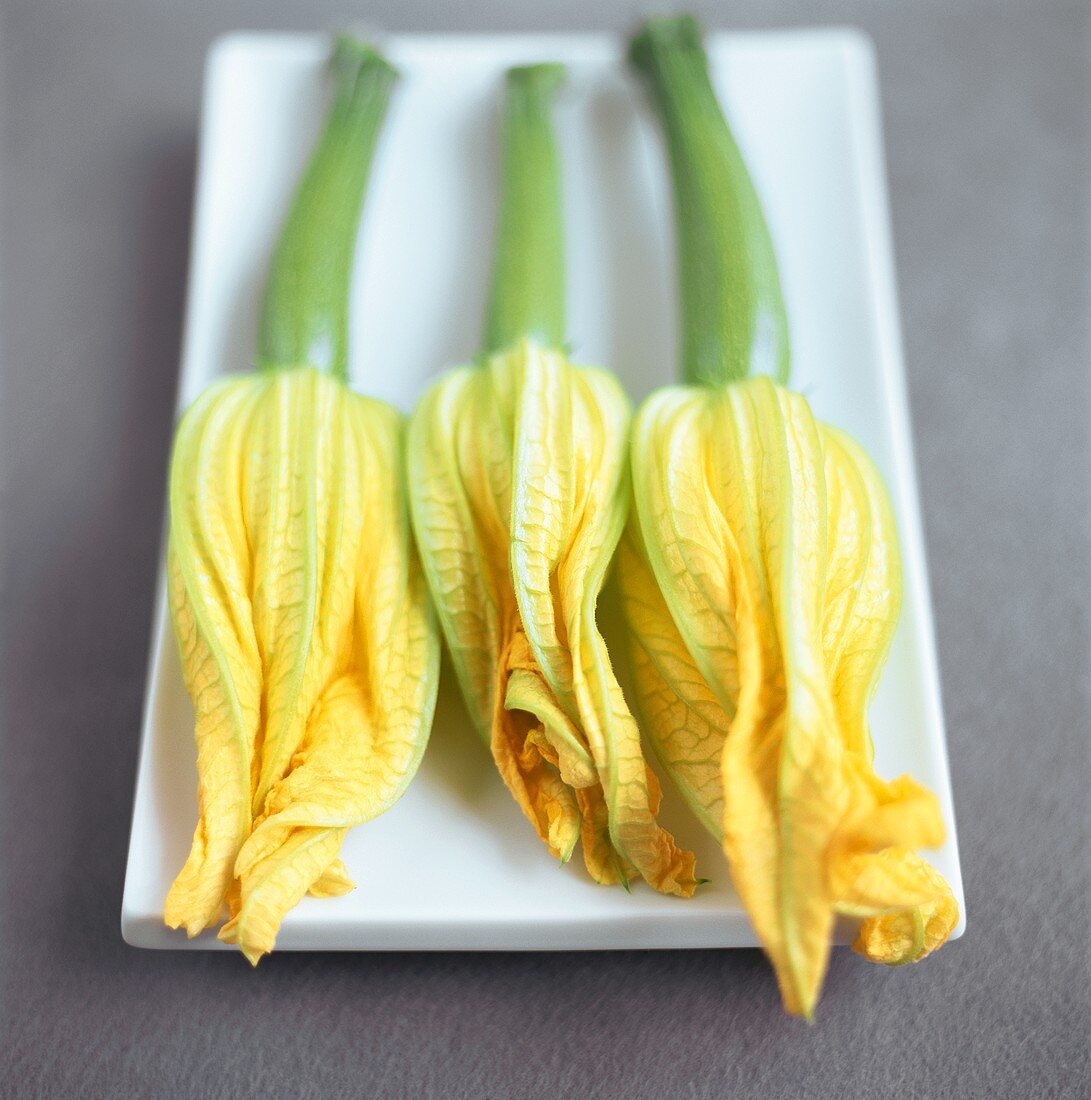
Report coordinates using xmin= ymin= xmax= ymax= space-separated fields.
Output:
xmin=164 ymin=39 xmax=439 ymax=963
xmin=620 ymin=16 xmax=957 ymax=1016
xmin=409 ymin=65 xmax=696 ymax=895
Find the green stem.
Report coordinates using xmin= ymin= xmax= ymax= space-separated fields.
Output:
xmin=630 ymin=15 xmax=790 ymax=387
xmin=482 ymin=63 xmax=567 ymax=356
xmin=257 ymin=36 xmax=397 ymax=379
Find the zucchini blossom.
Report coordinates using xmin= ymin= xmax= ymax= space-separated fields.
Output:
xmin=621 ymin=16 xmax=958 ymax=1016
xmin=164 ymin=39 xmax=439 ymax=963
xmin=408 ymin=65 xmax=697 ymax=894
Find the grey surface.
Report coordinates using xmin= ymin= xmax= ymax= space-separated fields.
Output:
xmin=1 ymin=0 xmax=1088 ymax=1096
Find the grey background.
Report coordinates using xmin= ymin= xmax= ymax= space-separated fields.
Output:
xmin=2 ymin=0 xmax=1088 ymax=1096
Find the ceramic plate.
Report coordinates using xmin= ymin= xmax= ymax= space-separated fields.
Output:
xmin=122 ymin=30 xmax=965 ymax=951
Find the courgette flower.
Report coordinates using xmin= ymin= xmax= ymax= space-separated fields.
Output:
xmin=164 ymin=39 xmax=439 ymax=962
xmin=408 ymin=65 xmax=696 ymax=894
xmin=621 ymin=16 xmax=957 ymax=1015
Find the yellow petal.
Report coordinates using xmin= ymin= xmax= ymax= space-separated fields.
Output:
xmin=164 ymin=377 xmax=263 ymax=935
xmin=576 ymin=784 xmax=637 ymax=887
xmin=309 ymin=859 xmax=355 ymax=898
xmin=407 ymin=366 xmax=509 ymax=735
xmin=821 ymin=426 xmax=902 ymax=759
xmin=614 ymin=518 xmax=728 ymax=839
xmin=219 ymin=826 xmax=346 ymax=966
xmin=834 ymin=767 xmax=947 ymax=857
xmin=853 ymin=860 xmax=959 ymax=966
xmin=630 ymin=387 xmax=746 ymax=710
xmin=506 ymin=655 xmax=597 ymax=789
xmin=509 ymin=352 xmax=697 ymax=893
xmin=244 ymin=369 xmax=361 ymax=815
xmin=409 ymin=359 xmax=586 ymax=860
xmin=831 ymin=765 xmax=957 ymax=963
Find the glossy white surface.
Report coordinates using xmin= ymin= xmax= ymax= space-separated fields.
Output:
xmin=122 ymin=30 xmax=964 ymax=951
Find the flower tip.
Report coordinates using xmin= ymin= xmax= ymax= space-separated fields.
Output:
xmin=163 ymin=901 xmax=212 ymax=940
xmin=216 ymin=918 xmax=267 ymax=966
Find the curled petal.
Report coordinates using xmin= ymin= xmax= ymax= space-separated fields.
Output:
xmin=495 ymin=655 xmax=583 ymax=863
xmin=309 ymin=859 xmax=355 ymax=898
xmin=223 ymin=663 xmax=434 ymax=963
xmin=853 ymin=861 xmax=959 ymax=966
xmin=219 ymin=827 xmax=346 ymax=965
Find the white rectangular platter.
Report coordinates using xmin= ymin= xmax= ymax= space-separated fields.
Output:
xmin=122 ymin=30 xmax=965 ymax=951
